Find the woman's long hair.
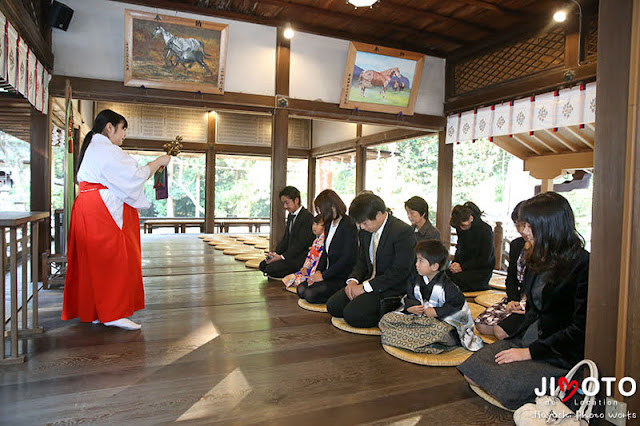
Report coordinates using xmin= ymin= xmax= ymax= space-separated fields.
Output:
xmin=519 ymin=192 xmax=584 ymax=277
xmin=314 ymin=189 xmax=347 ymax=223
xmin=77 ymin=109 xmax=128 ymax=172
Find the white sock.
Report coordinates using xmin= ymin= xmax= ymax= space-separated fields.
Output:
xmin=92 ymin=319 xmax=100 ymax=324
xmin=104 ymin=318 xmax=141 ymax=330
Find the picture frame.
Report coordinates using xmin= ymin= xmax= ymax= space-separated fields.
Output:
xmin=124 ymin=10 xmax=228 ymax=95
xmin=339 ymin=42 xmax=425 ymax=115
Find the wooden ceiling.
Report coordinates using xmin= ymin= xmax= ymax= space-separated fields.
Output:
xmin=113 ymin=0 xmax=567 ymax=58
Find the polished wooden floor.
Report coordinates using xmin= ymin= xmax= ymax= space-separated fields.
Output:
xmin=0 ymin=234 xmax=513 ymax=425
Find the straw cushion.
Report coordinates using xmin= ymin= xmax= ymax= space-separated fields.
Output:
xmin=298 ymin=299 xmax=328 ymax=313
xmin=467 ymin=302 xmax=486 ymax=320
xmin=463 ymin=290 xmax=497 ymax=298
xmin=235 ymin=253 xmax=265 ymax=261
xmin=489 ymin=274 xmax=507 ymax=291
xmin=254 ymin=243 xmax=269 ymax=249
xmin=382 ymin=344 xmax=472 ymax=367
xmin=285 ymin=285 xmax=297 ymax=293
xmin=245 ymin=258 xmax=262 ymax=269
xmin=331 ymin=317 xmax=381 ymax=336
xmin=469 ymin=385 xmax=513 ymax=412
xmin=267 ymin=275 xmax=281 ymax=281
xmin=223 ymin=247 xmax=258 ymax=255
xmin=475 ymin=331 xmax=498 ymax=344
xmin=475 ymin=292 xmax=507 ymax=308
xmin=212 ymin=244 xmax=245 ymax=250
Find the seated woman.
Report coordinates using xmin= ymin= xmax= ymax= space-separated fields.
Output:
xmin=457 ymin=192 xmax=589 ymax=411
xmin=297 ymin=189 xmax=358 ymax=305
xmin=447 ymin=202 xmax=496 ymax=292
xmin=379 ymin=240 xmax=483 ymax=353
xmin=282 ymin=215 xmax=325 ymax=288
xmin=405 ymin=196 xmax=441 ymax=242
xmin=475 ymin=201 xmax=529 ymax=340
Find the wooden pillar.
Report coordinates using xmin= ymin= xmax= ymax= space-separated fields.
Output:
xmin=205 ymin=112 xmax=216 ymax=233
xmin=270 ymin=28 xmax=290 ymax=249
xmin=307 ymin=154 xmax=315 ymax=210
xmin=436 ymin=130 xmax=453 ymax=248
xmin=355 ymin=124 xmax=365 ymax=194
xmin=588 ymin=0 xmax=640 ymax=414
xmin=540 ymin=179 xmax=554 ymax=193
xmin=30 ymin=106 xmax=51 ymax=276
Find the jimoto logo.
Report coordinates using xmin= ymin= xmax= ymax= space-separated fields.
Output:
xmin=535 ymin=376 xmax=637 ymax=401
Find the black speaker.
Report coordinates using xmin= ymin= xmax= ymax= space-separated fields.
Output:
xmin=48 ymin=1 xmax=74 ymax=31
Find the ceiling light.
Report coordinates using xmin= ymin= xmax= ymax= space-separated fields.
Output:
xmin=348 ymin=0 xmax=379 ymax=8
xmin=553 ymin=10 xmax=567 ymax=22
xmin=283 ymin=25 xmax=294 ymax=39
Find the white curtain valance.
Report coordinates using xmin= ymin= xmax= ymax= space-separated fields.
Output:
xmin=1 ymin=15 xmax=50 ymax=112
xmin=446 ymin=84 xmax=597 ymax=144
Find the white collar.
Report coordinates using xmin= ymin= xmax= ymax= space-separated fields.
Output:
xmin=290 ymin=206 xmax=303 ymax=217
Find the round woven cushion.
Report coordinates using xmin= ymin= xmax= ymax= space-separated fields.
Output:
xmin=254 ymin=243 xmax=269 ymax=249
xmin=223 ymin=247 xmax=258 ymax=255
xmin=298 ymin=299 xmax=328 ymax=313
xmin=230 ymin=234 xmax=245 ymax=239
xmin=382 ymin=344 xmax=472 ymax=367
xmin=267 ymin=275 xmax=281 ymax=281
xmin=475 ymin=292 xmax=507 ymax=308
xmin=245 ymin=258 xmax=262 ymax=269
xmin=213 ymin=244 xmax=245 ymax=250
xmin=467 ymin=302 xmax=486 ymax=320
xmin=469 ymin=385 xmax=513 ymax=412
xmin=463 ymin=290 xmax=497 ymax=298
xmin=331 ymin=317 xmax=381 ymax=336
xmin=198 ymin=234 xmax=211 ymax=239
xmin=489 ymin=275 xmax=507 ymax=290
xmin=235 ymin=253 xmax=265 ymax=261
xmin=285 ymin=285 xmax=297 ymax=293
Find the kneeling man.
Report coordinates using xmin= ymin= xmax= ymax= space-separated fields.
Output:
xmin=260 ymin=186 xmax=315 ymax=278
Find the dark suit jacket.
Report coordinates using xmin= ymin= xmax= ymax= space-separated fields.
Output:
xmin=402 ymin=270 xmax=465 ymax=319
xmin=275 ymin=207 xmax=315 ymax=266
xmin=505 ymin=237 xmax=526 ymax=302
xmin=349 ymin=213 xmax=416 ymax=296
xmin=516 ymin=249 xmax=590 ymax=369
xmin=317 ymin=215 xmax=358 ymax=282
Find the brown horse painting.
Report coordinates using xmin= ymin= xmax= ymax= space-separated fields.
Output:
xmin=359 ymin=67 xmax=402 ymax=98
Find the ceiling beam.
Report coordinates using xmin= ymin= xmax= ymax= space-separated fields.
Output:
xmin=379 ymin=0 xmax=494 ymax=35
xmin=524 ymin=151 xmax=594 ymax=179
xmin=250 ymin=0 xmax=469 ymax=46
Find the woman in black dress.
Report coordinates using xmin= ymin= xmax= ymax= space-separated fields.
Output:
xmin=458 ymin=192 xmax=589 ymax=410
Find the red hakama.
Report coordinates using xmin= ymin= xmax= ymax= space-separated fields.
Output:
xmin=62 ymin=182 xmax=145 ymax=323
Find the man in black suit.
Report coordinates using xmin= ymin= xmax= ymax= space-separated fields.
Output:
xmin=260 ymin=186 xmax=315 ymax=278
xmin=327 ymin=193 xmax=416 ymax=328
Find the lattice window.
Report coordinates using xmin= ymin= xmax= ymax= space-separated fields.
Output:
xmin=96 ymin=102 xmax=208 ymax=142
xmin=453 ymin=29 xmax=566 ymax=96
xmin=217 ymin=111 xmax=310 ymax=148
xmin=586 ymin=13 xmax=598 ymax=59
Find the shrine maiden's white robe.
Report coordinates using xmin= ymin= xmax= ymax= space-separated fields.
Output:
xmin=62 ymin=134 xmax=151 ymax=323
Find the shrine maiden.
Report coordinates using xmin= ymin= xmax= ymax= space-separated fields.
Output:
xmin=62 ymin=109 xmax=170 ymax=330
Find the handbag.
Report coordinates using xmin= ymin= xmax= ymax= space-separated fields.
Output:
xmin=513 ymin=359 xmax=598 ymax=425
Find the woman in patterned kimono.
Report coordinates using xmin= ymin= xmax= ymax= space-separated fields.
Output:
xmin=62 ymin=109 xmax=171 ymax=330
xmin=475 ymin=201 xmax=529 ymax=339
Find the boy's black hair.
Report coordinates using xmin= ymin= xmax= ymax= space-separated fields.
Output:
xmin=279 ymin=186 xmax=301 ymax=204
xmin=312 ymin=214 xmax=323 ymax=224
xmin=415 ymin=239 xmax=449 ymax=271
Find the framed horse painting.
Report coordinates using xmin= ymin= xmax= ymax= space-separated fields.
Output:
xmin=339 ymin=42 xmax=425 ymax=115
xmin=124 ymin=10 xmax=228 ymax=95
